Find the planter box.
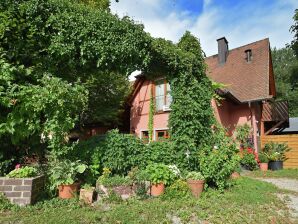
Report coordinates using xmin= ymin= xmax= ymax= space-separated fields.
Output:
xmin=0 ymin=175 xmax=44 ymax=206
xmin=96 ymin=184 xmax=136 ymax=200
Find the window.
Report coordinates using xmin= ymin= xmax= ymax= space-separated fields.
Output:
xmin=141 ymin=131 xmax=149 ymax=144
xmin=155 ymin=79 xmax=172 ymax=111
xmin=155 ymin=130 xmax=170 ymax=141
xmin=245 ymin=49 xmax=252 ymax=62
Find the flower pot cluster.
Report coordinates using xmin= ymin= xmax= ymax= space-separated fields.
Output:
xmin=142 ymin=164 xmax=205 ymax=198
xmin=258 ymin=142 xmax=291 ymax=171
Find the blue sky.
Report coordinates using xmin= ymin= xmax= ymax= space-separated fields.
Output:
xmin=111 ymin=0 xmax=298 ymax=57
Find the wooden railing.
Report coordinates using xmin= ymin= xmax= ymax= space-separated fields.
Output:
xmin=262 ymin=100 xmax=289 ymax=122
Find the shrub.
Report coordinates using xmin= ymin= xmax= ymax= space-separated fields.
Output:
xmin=258 ymin=152 xmax=269 ymax=163
xmin=186 ymin=171 xmax=204 ymax=180
xmin=98 ymin=175 xmax=133 ymax=187
xmin=0 ymin=193 xmax=18 ymax=211
xmin=263 ymin=142 xmax=291 ymax=161
xmin=6 ymin=166 xmax=38 ymax=178
xmin=199 ymin=126 xmax=240 ymax=190
xmin=145 ymin=163 xmax=176 ymax=185
xmin=102 ymin=129 xmax=145 ymax=175
xmin=143 ymin=141 xmax=177 ymax=167
xmin=240 ymin=153 xmax=259 ymax=170
xmin=47 ymin=159 xmax=87 ymax=191
xmin=161 ymin=179 xmax=191 ymax=200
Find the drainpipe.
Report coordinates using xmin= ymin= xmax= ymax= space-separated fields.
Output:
xmin=249 ymin=101 xmax=258 ymax=153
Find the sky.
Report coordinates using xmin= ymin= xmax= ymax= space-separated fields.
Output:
xmin=110 ymin=0 xmax=298 ymax=57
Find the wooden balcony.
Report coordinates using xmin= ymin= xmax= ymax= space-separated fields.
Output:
xmin=261 ymin=100 xmax=289 ymax=135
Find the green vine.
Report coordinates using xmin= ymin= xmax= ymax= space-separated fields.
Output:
xmin=148 ymin=88 xmax=154 ymax=142
xmin=0 ymin=1 xmax=215 ymax=167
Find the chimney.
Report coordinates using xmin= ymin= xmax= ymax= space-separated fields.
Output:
xmin=217 ymin=37 xmax=228 ymax=64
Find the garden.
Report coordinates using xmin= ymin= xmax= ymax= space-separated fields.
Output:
xmin=0 ymin=0 xmax=297 ymax=223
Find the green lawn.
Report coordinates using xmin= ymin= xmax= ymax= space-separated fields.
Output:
xmin=248 ymin=168 xmax=298 ymax=179
xmin=0 ymin=177 xmax=294 ymax=224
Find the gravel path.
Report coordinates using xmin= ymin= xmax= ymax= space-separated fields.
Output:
xmin=258 ymin=178 xmax=298 ymax=192
xmin=257 ymin=178 xmax=298 ymax=219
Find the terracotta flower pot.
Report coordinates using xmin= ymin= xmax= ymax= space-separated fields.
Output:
xmin=187 ymin=180 xmax=205 ymax=198
xmin=150 ymin=183 xmax=165 ymax=196
xmin=231 ymin=172 xmax=240 ymax=179
xmin=58 ymin=183 xmax=79 ymax=199
xmin=259 ymin=163 xmax=268 ymax=171
xmin=79 ymin=188 xmax=95 ymax=204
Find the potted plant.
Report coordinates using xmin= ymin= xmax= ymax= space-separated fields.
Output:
xmin=145 ymin=163 xmax=175 ymax=197
xmin=79 ymin=184 xmax=95 ymax=204
xmin=263 ymin=142 xmax=291 ymax=171
xmin=186 ymin=171 xmax=205 ymax=198
xmin=231 ymin=166 xmax=241 ymax=179
xmin=48 ymin=159 xmax=87 ymax=199
xmin=258 ymin=152 xmax=269 ymax=171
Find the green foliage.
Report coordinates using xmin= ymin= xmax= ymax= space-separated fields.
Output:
xmin=258 ymin=152 xmax=269 ymax=163
xmin=69 ymin=135 xmax=106 ymax=184
xmin=161 ymin=179 xmax=191 ymax=200
xmin=145 ymin=163 xmax=176 ymax=185
xmin=144 ymin=141 xmax=177 ymax=166
xmin=185 ymin=171 xmax=204 ymax=180
xmin=98 ymin=175 xmax=132 ymax=187
xmin=48 ymin=159 xmax=87 ymax=190
xmin=0 ymin=193 xmax=17 ymax=211
xmin=167 ymin=32 xmax=214 ymax=170
xmin=211 ymin=81 xmax=226 ymax=105
xmin=263 ymin=142 xmax=291 ymax=162
xmin=0 ymin=178 xmax=292 ymax=223
xmin=6 ymin=166 xmax=38 ymax=178
xmin=0 ymin=151 xmax=14 ymax=176
xmin=102 ymin=129 xmax=145 ymax=175
xmin=271 ymin=47 xmax=298 ymax=116
xmin=240 ymin=153 xmax=259 ymax=170
xmin=76 ymin=0 xmax=110 ymax=10
xmin=291 ymin=9 xmax=298 ymax=57
xmin=199 ymin=126 xmax=240 ymax=190
xmin=235 ymin=124 xmax=251 ymax=147
xmin=148 ymin=91 xmax=154 ymax=142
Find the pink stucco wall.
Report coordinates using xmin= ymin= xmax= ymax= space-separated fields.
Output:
xmin=130 ymin=80 xmax=261 ymax=146
xmin=130 ymin=80 xmax=169 ymax=140
xmin=212 ymin=99 xmax=261 ymax=137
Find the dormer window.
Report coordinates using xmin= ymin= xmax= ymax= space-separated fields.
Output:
xmin=245 ymin=49 xmax=252 ymax=62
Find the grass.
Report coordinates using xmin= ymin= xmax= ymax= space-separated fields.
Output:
xmin=248 ymin=168 xmax=298 ymax=179
xmin=0 ymin=177 xmax=295 ymax=224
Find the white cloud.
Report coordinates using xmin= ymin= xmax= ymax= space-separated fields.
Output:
xmin=110 ymin=0 xmax=298 ymax=57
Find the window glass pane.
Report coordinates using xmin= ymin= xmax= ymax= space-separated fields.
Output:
xmin=166 ymin=82 xmax=172 ymax=107
xmin=155 ymin=80 xmax=165 ymax=111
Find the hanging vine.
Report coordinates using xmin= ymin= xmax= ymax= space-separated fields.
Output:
xmin=148 ymin=87 xmax=154 ymax=143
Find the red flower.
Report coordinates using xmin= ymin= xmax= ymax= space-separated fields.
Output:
xmin=15 ymin=164 xmax=21 ymax=169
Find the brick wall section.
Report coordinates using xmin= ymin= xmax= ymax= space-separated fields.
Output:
xmin=0 ymin=175 xmax=44 ymax=206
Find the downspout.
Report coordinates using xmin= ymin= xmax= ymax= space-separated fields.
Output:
xmin=248 ymin=101 xmax=258 ymax=153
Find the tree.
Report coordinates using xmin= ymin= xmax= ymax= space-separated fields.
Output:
xmin=291 ymin=9 xmax=298 ymax=57
xmin=0 ymin=0 xmax=215 ymax=169
xmin=271 ymin=47 xmax=298 ymax=116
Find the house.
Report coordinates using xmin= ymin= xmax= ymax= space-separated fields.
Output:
xmin=128 ymin=37 xmax=289 ymax=151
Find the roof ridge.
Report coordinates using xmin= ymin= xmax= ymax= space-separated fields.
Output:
xmin=205 ymin=37 xmax=269 ymax=59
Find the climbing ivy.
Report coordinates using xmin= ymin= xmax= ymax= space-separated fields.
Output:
xmin=148 ymin=89 xmax=154 ymax=143
xmin=0 ymin=0 xmax=215 ymax=165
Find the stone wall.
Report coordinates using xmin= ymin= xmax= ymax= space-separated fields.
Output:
xmin=0 ymin=175 xmax=44 ymax=206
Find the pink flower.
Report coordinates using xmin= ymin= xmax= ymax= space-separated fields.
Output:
xmin=15 ymin=164 xmax=21 ymax=169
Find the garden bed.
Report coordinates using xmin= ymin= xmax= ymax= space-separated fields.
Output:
xmin=0 ymin=175 xmax=44 ymax=206
xmin=0 ymin=177 xmax=295 ymax=223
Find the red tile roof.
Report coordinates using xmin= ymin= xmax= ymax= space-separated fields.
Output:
xmin=205 ymin=38 xmax=273 ymax=103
